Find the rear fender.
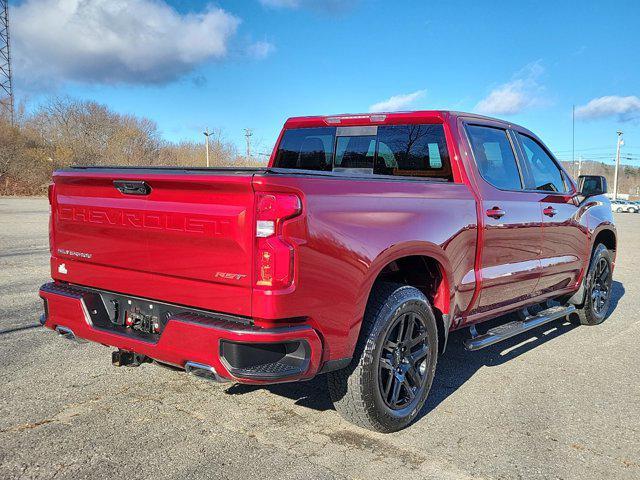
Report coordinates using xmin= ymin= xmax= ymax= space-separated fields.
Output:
xmin=346 ymin=241 xmax=453 ymax=355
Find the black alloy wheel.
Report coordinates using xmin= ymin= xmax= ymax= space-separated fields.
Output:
xmin=590 ymin=257 xmax=611 ymax=316
xmin=378 ymin=312 xmax=430 ymax=411
xmin=571 ymin=243 xmax=614 ymax=326
xmin=327 ymin=282 xmax=438 ymax=432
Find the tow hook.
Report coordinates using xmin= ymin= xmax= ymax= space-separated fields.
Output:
xmin=112 ymin=349 xmax=151 ymax=367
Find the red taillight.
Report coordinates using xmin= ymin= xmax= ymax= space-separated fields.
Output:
xmin=255 ymin=193 xmax=301 ymax=289
xmin=47 ymin=183 xmax=55 ymax=205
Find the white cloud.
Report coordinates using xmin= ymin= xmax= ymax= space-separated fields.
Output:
xmin=575 ymin=95 xmax=640 ymax=122
xmin=258 ymin=0 xmax=353 ymax=13
xmin=368 ymin=90 xmax=426 ymax=113
xmin=474 ymin=62 xmax=545 ymax=115
xmin=13 ymin=0 xmax=241 ymax=87
xmin=247 ymin=41 xmax=276 ymax=59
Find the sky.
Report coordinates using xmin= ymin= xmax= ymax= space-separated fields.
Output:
xmin=10 ymin=0 xmax=640 ymax=165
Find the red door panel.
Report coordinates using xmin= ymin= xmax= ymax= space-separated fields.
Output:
xmin=478 ymin=196 xmax=542 ymax=311
xmin=537 ymin=195 xmax=587 ymax=293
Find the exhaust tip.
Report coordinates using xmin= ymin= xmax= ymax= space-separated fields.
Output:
xmin=185 ymin=361 xmax=228 ymax=383
xmin=55 ymin=325 xmax=76 ymax=339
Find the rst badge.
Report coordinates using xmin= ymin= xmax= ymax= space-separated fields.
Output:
xmin=214 ymin=272 xmax=247 ymax=281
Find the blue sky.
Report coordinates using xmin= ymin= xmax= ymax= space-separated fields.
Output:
xmin=12 ymin=0 xmax=640 ymax=165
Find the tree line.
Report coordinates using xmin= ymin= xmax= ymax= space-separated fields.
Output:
xmin=0 ymin=97 xmax=265 ymax=195
xmin=1 ymin=99 xmax=638 ymax=197
xmin=561 ymin=161 xmax=640 ymax=198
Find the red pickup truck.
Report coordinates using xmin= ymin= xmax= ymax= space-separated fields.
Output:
xmin=39 ymin=111 xmax=616 ymax=432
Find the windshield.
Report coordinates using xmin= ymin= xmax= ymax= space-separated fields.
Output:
xmin=273 ymin=124 xmax=452 ymax=180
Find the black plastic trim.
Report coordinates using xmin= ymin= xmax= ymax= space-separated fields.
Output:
xmin=219 ymin=339 xmax=311 ymax=380
xmin=113 ymin=180 xmax=151 ymax=195
xmin=441 ymin=313 xmax=452 ymax=354
xmin=317 ymin=357 xmax=352 ymax=374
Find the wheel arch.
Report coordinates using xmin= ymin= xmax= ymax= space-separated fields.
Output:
xmin=568 ymin=226 xmax=617 ymax=306
xmin=355 ymin=242 xmax=453 ymax=355
xmin=592 ymin=227 xmax=616 ymax=254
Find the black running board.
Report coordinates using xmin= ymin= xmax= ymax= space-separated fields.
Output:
xmin=464 ymin=305 xmax=576 ymax=351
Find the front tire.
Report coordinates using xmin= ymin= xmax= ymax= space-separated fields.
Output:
xmin=327 ymin=283 xmax=438 ymax=432
xmin=571 ymin=243 xmax=613 ymax=325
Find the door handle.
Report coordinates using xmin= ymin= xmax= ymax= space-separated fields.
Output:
xmin=114 ymin=180 xmax=151 ymax=195
xmin=486 ymin=206 xmax=506 ymax=219
xmin=543 ymin=206 xmax=557 ymax=217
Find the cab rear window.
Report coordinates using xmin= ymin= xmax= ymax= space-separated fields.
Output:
xmin=273 ymin=124 xmax=452 ymax=180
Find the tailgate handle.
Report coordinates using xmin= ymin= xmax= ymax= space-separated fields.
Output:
xmin=114 ymin=180 xmax=151 ymax=195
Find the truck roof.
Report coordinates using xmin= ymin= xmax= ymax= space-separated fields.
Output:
xmin=284 ymin=110 xmax=525 ymax=130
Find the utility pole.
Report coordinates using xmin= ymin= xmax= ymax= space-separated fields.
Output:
xmin=203 ymin=128 xmax=211 ymax=167
xmin=244 ymin=128 xmax=252 ymax=159
xmin=571 ymin=105 xmax=575 ymax=178
xmin=613 ymin=131 xmax=623 ymax=200
xmin=0 ymin=0 xmax=14 ymax=123
xmin=577 ymin=154 xmax=583 ymax=177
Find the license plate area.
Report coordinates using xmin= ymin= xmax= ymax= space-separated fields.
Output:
xmin=50 ymin=283 xmax=253 ymax=343
xmin=82 ymin=291 xmax=180 ymax=342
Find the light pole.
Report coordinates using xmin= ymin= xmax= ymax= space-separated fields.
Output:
xmin=577 ymin=154 xmax=583 ymax=177
xmin=613 ymin=131 xmax=623 ymax=200
xmin=203 ymin=128 xmax=211 ymax=168
xmin=572 ymin=105 xmax=575 ymax=178
xmin=244 ymin=128 xmax=252 ymax=159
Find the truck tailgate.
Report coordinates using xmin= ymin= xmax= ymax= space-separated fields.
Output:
xmin=51 ymin=170 xmax=257 ymax=316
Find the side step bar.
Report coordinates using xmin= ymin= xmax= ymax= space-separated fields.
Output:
xmin=464 ymin=305 xmax=576 ymax=351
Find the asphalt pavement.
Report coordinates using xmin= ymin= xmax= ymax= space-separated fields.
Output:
xmin=1 ymin=197 xmax=639 ymax=479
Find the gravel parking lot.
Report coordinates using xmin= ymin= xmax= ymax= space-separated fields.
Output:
xmin=1 ymin=197 xmax=639 ymax=480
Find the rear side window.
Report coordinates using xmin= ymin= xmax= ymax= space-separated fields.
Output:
xmin=517 ymin=133 xmax=567 ymax=193
xmin=273 ymin=123 xmax=452 ymax=180
xmin=374 ymin=125 xmax=451 ymax=178
xmin=466 ymin=125 xmax=522 ymax=190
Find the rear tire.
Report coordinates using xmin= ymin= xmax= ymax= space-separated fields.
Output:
xmin=327 ymin=282 xmax=438 ymax=432
xmin=571 ymin=244 xmax=613 ymax=326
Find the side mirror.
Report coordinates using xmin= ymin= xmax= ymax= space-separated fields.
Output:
xmin=578 ymin=175 xmax=607 ymax=197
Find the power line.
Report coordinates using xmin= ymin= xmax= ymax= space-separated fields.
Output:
xmin=0 ymin=0 xmax=14 ymax=123
xmin=552 ymin=146 xmax=638 ymax=153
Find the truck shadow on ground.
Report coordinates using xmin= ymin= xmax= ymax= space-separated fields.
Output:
xmin=224 ymin=281 xmax=625 ymax=419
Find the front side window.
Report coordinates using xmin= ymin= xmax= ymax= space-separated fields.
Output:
xmin=517 ymin=133 xmax=567 ymax=192
xmin=466 ymin=125 xmax=522 ymax=190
